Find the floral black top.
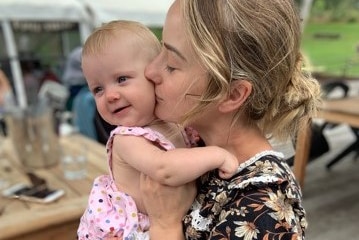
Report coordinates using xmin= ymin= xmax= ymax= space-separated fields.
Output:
xmin=183 ymin=151 xmax=307 ymax=240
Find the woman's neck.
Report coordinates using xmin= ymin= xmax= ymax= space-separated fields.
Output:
xmin=198 ymin=122 xmax=273 ymax=164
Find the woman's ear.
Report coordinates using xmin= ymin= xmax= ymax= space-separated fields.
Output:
xmin=218 ymin=80 xmax=252 ymax=113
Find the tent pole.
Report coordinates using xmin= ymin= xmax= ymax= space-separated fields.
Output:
xmin=79 ymin=22 xmax=91 ymax=44
xmin=300 ymin=0 xmax=313 ymax=31
xmin=2 ymin=20 xmax=27 ymax=109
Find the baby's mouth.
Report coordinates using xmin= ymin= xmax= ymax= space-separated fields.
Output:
xmin=113 ymin=106 xmax=127 ymax=113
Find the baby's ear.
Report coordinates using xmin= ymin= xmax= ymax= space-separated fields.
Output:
xmin=218 ymin=80 xmax=252 ymax=113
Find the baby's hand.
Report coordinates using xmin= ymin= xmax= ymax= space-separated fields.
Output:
xmin=184 ymin=126 xmax=201 ymax=147
xmin=218 ymin=151 xmax=238 ymax=179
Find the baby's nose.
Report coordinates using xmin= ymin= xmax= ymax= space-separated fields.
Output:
xmin=106 ymin=89 xmax=120 ymax=102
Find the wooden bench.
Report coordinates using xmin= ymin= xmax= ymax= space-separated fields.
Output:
xmin=313 ymin=32 xmax=341 ymax=40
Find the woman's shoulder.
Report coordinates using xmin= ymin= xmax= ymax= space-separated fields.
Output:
xmin=230 ymin=151 xmax=299 ymax=187
xmin=198 ymin=150 xmax=302 ymax=201
xmin=224 ymin=151 xmax=303 ymax=204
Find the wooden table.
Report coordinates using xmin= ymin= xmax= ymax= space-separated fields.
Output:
xmin=0 ymin=133 xmax=107 ymax=240
xmin=293 ymin=96 xmax=359 ymax=188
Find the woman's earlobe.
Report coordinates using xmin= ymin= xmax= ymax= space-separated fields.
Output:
xmin=218 ymin=80 xmax=252 ymax=112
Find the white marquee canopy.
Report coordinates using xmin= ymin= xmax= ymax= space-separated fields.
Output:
xmin=81 ymin=0 xmax=173 ymax=28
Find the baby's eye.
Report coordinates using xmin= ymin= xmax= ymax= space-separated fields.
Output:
xmin=92 ymin=86 xmax=103 ymax=95
xmin=117 ymin=76 xmax=128 ymax=83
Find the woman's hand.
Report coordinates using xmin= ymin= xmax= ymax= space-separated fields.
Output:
xmin=140 ymin=173 xmax=197 ymax=239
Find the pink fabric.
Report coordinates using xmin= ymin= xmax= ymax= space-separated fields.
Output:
xmin=78 ymin=126 xmax=176 ymax=240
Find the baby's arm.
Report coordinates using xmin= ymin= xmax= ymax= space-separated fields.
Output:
xmin=113 ymin=135 xmax=238 ymax=186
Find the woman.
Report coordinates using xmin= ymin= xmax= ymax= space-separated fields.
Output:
xmin=139 ymin=0 xmax=321 ymax=239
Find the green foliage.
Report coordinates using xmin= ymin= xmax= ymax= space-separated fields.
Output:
xmin=150 ymin=27 xmax=163 ymax=40
xmin=301 ymin=22 xmax=359 ymax=77
xmin=310 ymin=0 xmax=359 ymax=23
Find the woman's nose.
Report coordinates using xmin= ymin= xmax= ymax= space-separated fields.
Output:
xmin=145 ymin=55 xmax=161 ymax=84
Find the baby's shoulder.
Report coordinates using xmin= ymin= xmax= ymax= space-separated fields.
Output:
xmin=110 ymin=125 xmax=176 ymax=150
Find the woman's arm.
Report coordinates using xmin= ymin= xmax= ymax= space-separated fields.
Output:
xmin=113 ymin=134 xmax=238 ymax=186
xmin=140 ymin=173 xmax=196 ymax=240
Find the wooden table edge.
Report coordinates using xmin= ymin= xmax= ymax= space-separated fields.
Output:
xmin=0 ymin=196 xmax=87 ymax=239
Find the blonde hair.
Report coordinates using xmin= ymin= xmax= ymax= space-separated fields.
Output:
xmin=181 ymin=0 xmax=321 ymax=140
xmin=82 ymin=20 xmax=161 ymax=61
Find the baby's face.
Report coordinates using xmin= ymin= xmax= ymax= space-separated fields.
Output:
xmin=82 ymin=36 xmax=156 ymax=127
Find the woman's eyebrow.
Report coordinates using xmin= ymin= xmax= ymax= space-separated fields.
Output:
xmin=163 ymin=42 xmax=187 ymax=62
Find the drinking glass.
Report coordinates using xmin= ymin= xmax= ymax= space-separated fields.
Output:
xmin=61 ymin=144 xmax=87 ymax=180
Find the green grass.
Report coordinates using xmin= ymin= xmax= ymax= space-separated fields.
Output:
xmin=301 ymin=22 xmax=359 ymax=78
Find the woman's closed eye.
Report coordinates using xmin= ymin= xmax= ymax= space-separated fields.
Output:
xmin=165 ymin=65 xmax=176 ymax=73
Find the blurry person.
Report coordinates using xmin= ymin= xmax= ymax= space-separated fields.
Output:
xmin=0 ymin=69 xmax=14 ymax=107
xmin=0 ymin=68 xmax=15 ymax=135
xmin=61 ymin=46 xmax=87 ymax=110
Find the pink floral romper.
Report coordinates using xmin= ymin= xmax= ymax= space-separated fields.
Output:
xmin=77 ymin=126 xmax=177 ymax=240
